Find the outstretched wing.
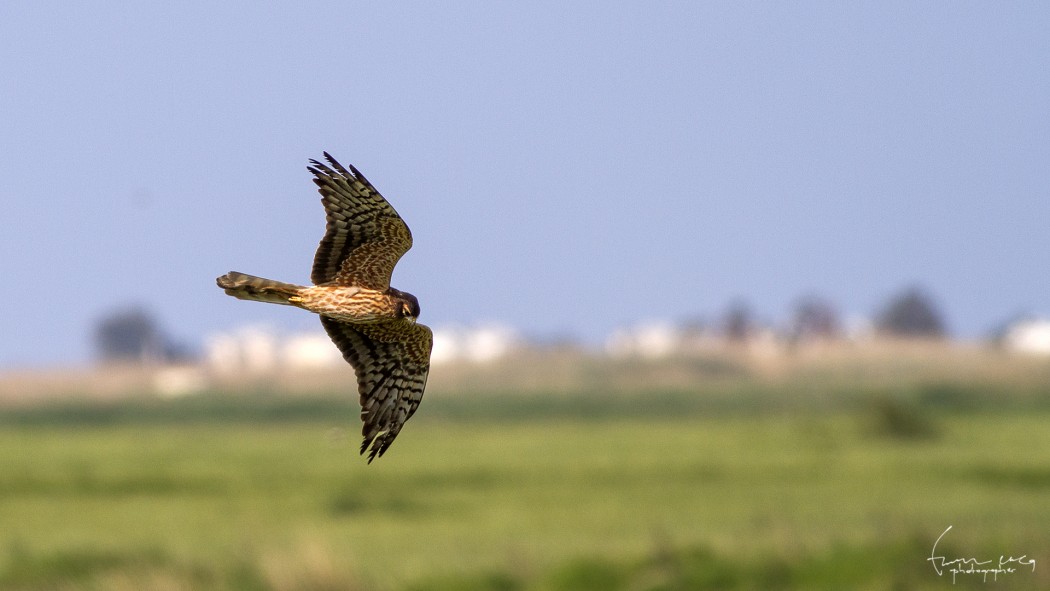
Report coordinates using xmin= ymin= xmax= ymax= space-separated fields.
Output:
xmin=320 ymin=316 xmax=434 ymax=462
xmin=308 ymin=153 xmax=413 ymax=289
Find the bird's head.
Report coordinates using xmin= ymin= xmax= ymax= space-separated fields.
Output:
xmin=392 ymin=289 xmax=421 ymax=322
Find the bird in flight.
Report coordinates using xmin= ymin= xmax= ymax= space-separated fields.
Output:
xmin=217 ymin=153 xmax=433 ymax=462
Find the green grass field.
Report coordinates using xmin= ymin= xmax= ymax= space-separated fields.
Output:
xmin=1 ymin=382 xmax=1048 ymax=590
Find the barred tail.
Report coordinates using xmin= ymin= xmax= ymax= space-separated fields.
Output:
xmin=216 ymin=272 xmax=305 ymax=306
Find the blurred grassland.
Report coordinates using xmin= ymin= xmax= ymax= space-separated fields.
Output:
xmin=1 ymin=345 xmax=1049 ymax=590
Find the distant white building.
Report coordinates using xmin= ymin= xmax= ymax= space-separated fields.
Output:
xmin=204 ymin=332 xmax=241 ymax=373
xmin=1002 ymin=318 xmax=1050 ymax=356
xmin=204 ymin=325 xmax=281 ymax=374
xmin=206 ymin=322 xmax=521 ymax=372
xmin=605 ymin=321 xmax=680 ymax=358
xmin=843 ymin=315 xmax=876 ymax=342
xmin=152 ymin=365 xmax=208 ymax=397
xmin=430 ymin=323 xmax=521 ymax=364
xmin=283 ymin=332 xmax=344 ymax=369
xmin=606 ymin=319 xmax=787 ymax=358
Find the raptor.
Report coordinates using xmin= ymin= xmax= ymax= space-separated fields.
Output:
xmin=217 ymin=153 xmax=433 ymax=462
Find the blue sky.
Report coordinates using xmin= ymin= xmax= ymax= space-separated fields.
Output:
xmin=1 ymin=2 xmax=1048 ymax=367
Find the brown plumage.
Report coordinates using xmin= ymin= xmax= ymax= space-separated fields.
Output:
xmin=216 ymin=153 xmax=433 ymax=462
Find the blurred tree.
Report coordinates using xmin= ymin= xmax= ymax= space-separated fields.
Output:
xmin=94 ymin=307 xmax=164 ymax=363
xmin=789 ymin=295 xmax=841 ymax=341
xmin=722 ymin=300 xmax=754 ymax=342
xmin=875 ymin=287 xmax=947 ymax=338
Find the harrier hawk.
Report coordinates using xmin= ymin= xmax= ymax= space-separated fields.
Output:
xmin=217 ymin=153 xmax=433 ymax=462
